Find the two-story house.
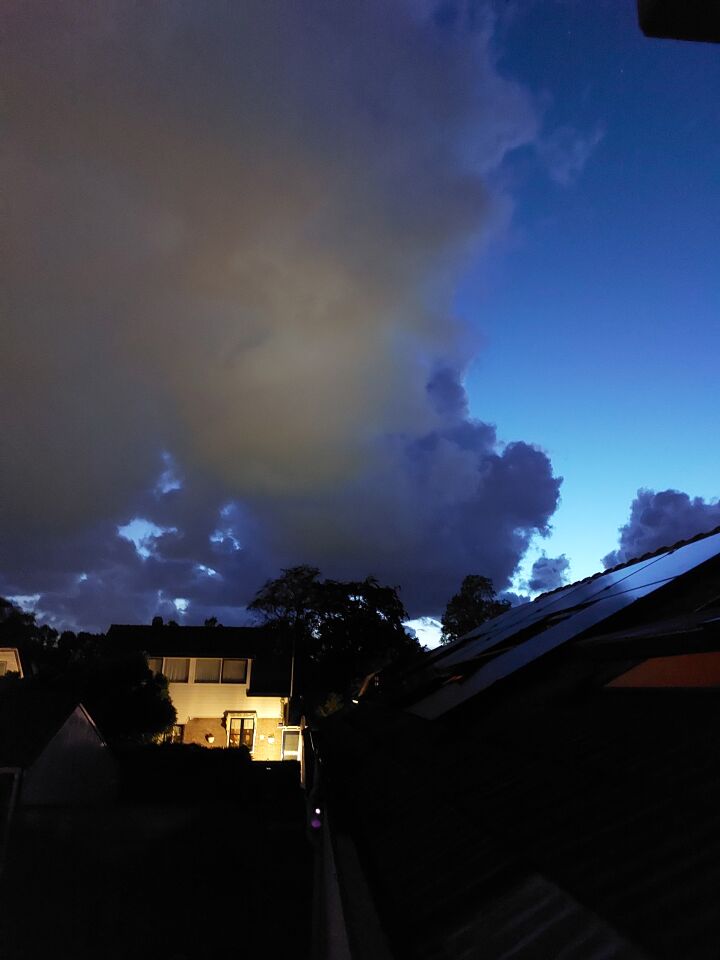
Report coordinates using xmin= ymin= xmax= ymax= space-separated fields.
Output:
xmin=106 ymin=624 xmax=301 ymax=762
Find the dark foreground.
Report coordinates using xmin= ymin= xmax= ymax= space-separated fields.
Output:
xmin=0 ymin=758 xmax=313 ymax=960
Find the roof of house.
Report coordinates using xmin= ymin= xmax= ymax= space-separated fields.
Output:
xmin=320 ymin=620 xmax=720 ymax=959
xmin=0 ymin=689 xmax=90 ymax=768
xmin=106 ymin=624 xmax=292 ymax=697
xmin=247 ymin=655 xmax=292 ymax=697
xmin=106 ymin=623 xmax=268 ymax=659
xmin=315 ymin=527 xmax=720 ymax=958
xmin=409 ymin=526 xmax=720 ymax=718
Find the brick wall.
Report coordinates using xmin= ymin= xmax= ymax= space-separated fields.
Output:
xmin=182 ymin=715 xmax=284 ymax=760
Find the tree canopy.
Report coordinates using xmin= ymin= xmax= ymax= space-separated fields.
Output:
xmin=0 ymin=598 xmax=175 ymax=743
xmin=440 ymin=575 xmax=510 ymax=644
xmin=249 ymin=566 xmax=423 ymax=713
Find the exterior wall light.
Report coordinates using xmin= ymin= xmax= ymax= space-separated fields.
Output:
xmin=205 ymin=733 xmax=215 ymax=744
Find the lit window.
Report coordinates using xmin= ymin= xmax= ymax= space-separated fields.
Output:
xmin=221 ymin=659 xmax=248 ymax=683
xmin=0 ymin=661 xmax=7 ymax=676
xmin=164 ymin=658 xmax=189 ymax=682
xmin=194 ymin=658 xmax=221 ymax=683
xmin=228 ymin=715 xmax=255 ymax=750
xmin=147 ymin=657 xmax=163 ymax=675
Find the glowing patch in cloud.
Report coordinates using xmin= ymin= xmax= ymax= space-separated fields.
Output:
xmin=117 ymin=517 xmax=177 ymax=559
xmin=174 ymin=597 xmax=189 ymax=615
xmin=155 ymin=451 xmax=183 ymax=497
xmin=405 ymin=617 xmax=443 ymax=649
xmin=195 ymin=564 xmax=219 ymax=578
xmin=209 ymin=529 xmax=242 ymax=551
xmin=8 ymin=594 xmax=41 ymax=613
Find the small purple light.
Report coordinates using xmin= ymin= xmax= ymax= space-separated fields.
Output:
xmin=311 ymin=817 xmax=322 ymax=830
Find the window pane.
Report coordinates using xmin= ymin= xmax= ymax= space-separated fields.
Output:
xmin=195 ymin=658 xmax=221 ymax=683
xmin=147 ymin=657 xmax=163 ymax=675
xmin=164 ymin=658 xmax=189 ymax=682
xmin=222 ymin=659 xmax=247 ymax=683
xmin=283 ymin=731 xmax=300 ymax=754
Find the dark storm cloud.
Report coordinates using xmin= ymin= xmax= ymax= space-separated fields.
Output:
xmin=603 ymin=489 xmax=720 ymax=568
xmin=2 ymin=1 xmax=563 ymax=628
xmin=528 ymin=553 xmax=570 ymax=593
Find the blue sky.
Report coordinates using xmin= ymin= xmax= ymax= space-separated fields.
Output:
xmin=462 ymin=1 xmax=720 ymax=584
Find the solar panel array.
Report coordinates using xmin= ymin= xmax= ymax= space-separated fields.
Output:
xmin=410 ymin=531 xmax=720 ymax=719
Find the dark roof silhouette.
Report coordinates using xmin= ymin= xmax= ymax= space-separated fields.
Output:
xmin=536 ymin=522 xmax=720 ymax=602
xmin=0 ymin=689 xmax=88 ymax=767
xmin=106 ymin=624 xmax=292 ymax=697
xmin=107 ymin=623 xmax=268 ymax=659
xmin=320 ymin=605 xmax=720 ymax=958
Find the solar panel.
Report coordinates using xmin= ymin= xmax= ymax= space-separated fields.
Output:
xmin=435 ymin=552 xmax=673 ymax=669
xmin=411 ymin=531 xmax=720 ymax=719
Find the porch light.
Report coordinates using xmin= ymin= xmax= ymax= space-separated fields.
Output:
xmin=205 ymin=733 xmax=215 ymax=744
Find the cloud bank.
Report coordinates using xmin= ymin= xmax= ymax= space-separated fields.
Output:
xmin=2 ymin=1 xmax=561 ymax=629
xmin=603 ymin=489 xmax=720 ymax=568
xmin=528 ymin=553 xmax=570 ymax=593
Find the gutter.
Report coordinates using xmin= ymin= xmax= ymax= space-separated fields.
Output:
xmin=0 ymin=767 xmax=22 ymax=879
xmin=306 ymin=731 xmax=393 ymax=960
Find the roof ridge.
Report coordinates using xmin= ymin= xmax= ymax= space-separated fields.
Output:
xmin=534 ymin=523 xmax=720 ymax=603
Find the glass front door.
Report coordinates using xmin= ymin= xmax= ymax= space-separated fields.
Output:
xmin=228 ymin=716 xmax=255 ymax=751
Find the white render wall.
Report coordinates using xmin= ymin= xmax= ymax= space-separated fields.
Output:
xmin=163 ymin=658 xmax=285 ymax=724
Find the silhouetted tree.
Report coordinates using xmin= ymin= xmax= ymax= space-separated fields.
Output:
xmin=249 ymin=568 xmax=422 ymax=713
xmin=0 ymin=598 xmax=175 ymax=742
xmin=440 ymin=575 xmax=510 ymax=644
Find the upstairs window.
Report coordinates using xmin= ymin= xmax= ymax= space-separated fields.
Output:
xmin=147 ymin=657 xmax=163 ymax=675
xmin=195 ymin=658 xmax=222 ymax=683
xmin=221 ymin=659 xmax=248 ymax=683
xmin=164 ymin=658 xmax=190 ymax=683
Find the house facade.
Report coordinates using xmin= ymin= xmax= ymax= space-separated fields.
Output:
xmin=0 ymin=648 xmax=24 ymax=678
xmin=107 ymin=624 xmax=302 ymax=763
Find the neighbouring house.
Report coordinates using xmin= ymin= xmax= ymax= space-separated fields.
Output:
xmin=0 ymin=691 xmax=117 ymax=807
xmin=0 ymin=647 xmax=24 ymax=679
xmin=311 ymin=526 xmax=720 ymax=959
xmin=106 ymin=624 xmax=302 ymax=763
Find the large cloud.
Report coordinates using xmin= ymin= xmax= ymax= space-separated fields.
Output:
xmin=528 ymin=554 xmax=570 ymax=593
xmin=603 ymin=489 xmax=720 ymax=568
xmin=2 ymin=1 xmax=561 ymax=629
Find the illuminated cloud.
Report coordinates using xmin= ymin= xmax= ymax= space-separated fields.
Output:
xmin=1 ymin=2 xmax=563 ymax=629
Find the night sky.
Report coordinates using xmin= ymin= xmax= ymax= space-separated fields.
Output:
xmin=3 ymin=1 xmax=719 ymax=637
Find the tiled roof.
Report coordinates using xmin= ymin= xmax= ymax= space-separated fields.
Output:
xmin=536 ymin=523 xmax=720 ymax=602
xmin=321 ymin=645 xmax=720 ymax=959
xmin=106 ymin=623 xmax=268 ymax=658
xmin=0 ymin=690 xmax=85 ymax=767
xmin=408 ymin=528 xmax=720 ymax=718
